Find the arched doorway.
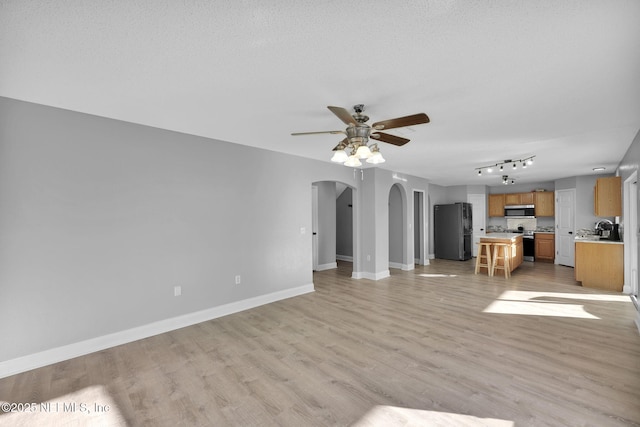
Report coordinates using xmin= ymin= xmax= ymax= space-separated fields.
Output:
xmin=388 ymin=183 xmax=408 ymax=270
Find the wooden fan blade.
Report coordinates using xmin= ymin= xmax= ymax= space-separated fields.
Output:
xmin=291 ymin=130 xmax=345 ymax=136
xmin=327 ymin=106 xmax=357 ymax=126
xmin=371 ymin=113 xmax=429 ymax=130
xmin=332 ymin=138 xmax=349 ymax=151
xmin=370 ymin=132 xmax=410 ymax=146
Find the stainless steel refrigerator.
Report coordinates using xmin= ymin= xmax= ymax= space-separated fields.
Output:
xmin=434 ymin=202 xmax=472 ymax=261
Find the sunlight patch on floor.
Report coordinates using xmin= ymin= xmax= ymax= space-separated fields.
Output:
xmin=352 ymin=405 xmax=513 ymax=427
xmin=482 ymin=290 xmax=629 ymax=319
xmin=497 ymin=290 xmax=629 ymax=303
xmin=484 ymin=301 xmax=599 ymax=319
xmin=0 ymin=385 xmax=127 ymax=427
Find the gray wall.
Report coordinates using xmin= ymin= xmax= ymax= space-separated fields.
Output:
xmin=619 ymin=128 xmax=640 ymax=236
xmin=576 ymin=174 xmax=616 ymax=230
xmin=0 ymin=97 xmax=364 ymax=363
xmin=0 ymin=97 xmax=436 ymax=367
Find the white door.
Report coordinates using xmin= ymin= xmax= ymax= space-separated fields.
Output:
xmin=312 ymin=185 xmax=319 ymax=271
xmin=555 ymin=189 xmax=575 ymax=267
xmin=467 ymin=194 xmax=487 ymax=257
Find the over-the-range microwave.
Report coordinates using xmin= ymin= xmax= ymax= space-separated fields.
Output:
xmin=504 ymin=205 xmax=535 ymax=218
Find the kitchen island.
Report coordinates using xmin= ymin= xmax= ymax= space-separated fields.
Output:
xmin=479 ymin=233 xmax=524 ymax=274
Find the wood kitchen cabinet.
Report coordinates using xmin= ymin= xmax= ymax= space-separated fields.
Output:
xmin=575 ymin=241 xmax=623 ymax=291
xmin=504 ymin=192 xmax=534 ymax=205
xmin=488 ymin=194 xmax=505 ymax=217
xmin=594 ymin=176 xmax=621 ymax=217
xmin=519 ymin=192 xmax=534 ymax=204
xmin=534 ymin=233 xmax=555 ymax=262
xmin=504 ymin=193 xmax=521 ymax=205
xmin=534 ymin=191 xmax=555 ymax=217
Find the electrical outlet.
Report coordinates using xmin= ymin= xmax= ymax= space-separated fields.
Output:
xmin=367 ymin=254 xmax=371 ymax=261
xmin=174 ymin=286 xmax=182 ymax=297
xmin=235 ymin=275 xmax=241 ymax=285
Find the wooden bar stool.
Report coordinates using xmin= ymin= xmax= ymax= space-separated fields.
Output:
xmin=492 ymin=243 xmax=511 ymax=278
xmin=475 ymin=242 xmax=493 ymax=276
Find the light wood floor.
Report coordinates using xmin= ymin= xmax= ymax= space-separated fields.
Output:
xmin=1 ymin=260 xmax=639 ymax=426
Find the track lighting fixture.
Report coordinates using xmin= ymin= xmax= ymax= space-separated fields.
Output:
xmin=502 ymin=175 xmax=516 ymax=185
xmin=475 ymin=156 xmax=536 ymax=177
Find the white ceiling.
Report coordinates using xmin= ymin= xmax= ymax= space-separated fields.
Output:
xmin=2 ymin=0 xmax=639 ymax=186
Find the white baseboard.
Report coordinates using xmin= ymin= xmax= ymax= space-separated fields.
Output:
xmin=336 ymin=255 xmax=353 ymax=262
xmin=429 ymin=253 xmax=435 ymax=260
xmin=352 ymin=270 xmax=390 ymax=280
xmin=389 ymin=262 xmax=414 ymax=271
xmin=315 ymin=262 xmax=338 ymax=271
xmin=0 ymin=284 xmax=315 ymax=379
xmin=635 ymin=311 xmax=640 ymax=335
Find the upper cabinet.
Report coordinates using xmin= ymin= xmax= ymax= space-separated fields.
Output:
xmin=488 ymin=191 xmax=554 ymax=217
xmin=505 ymin=192 xmax=534 ymax=205
xmin=488 ymin=194 xmax=505 ymax=217
xmin=534 ymin=191 xmax=555 ymax=217
xmin=519 ymin=192 xmax=535 ymax=205
xmin=594 ymin=176 xmax=621 ymax=217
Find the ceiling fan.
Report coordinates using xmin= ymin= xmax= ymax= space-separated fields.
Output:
xmin=291 ymin=104 xmax=430 ymax=166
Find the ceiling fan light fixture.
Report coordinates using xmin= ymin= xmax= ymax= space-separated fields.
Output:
xmin=344 ymin=155 xmax=362 ymax=167
xmin=292 ymin=104 xmax=430 ymax=168
xmin=355 ymin=144 xmax=372 ymax=159
xmin=331 ymin=149 xmax=349 ymax=163
xmin=366 ymin=146 xmax=385 ymax=164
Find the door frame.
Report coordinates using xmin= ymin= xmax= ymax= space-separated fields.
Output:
xmin=623 ymin=172 xmax=638 ymax=298
xmin=467 ymin=193 xmax=487 ymax=257
xmin=555 ymin=188 xmax=576 ymax=267
xmin=312 ymin=185 xmax=319 ymax=271
xmin=413 ymin=190 xmax=428 ymax=265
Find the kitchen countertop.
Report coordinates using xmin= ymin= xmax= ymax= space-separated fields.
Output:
xmin=534 ymin=231 xmax=555 ymax=234
xmin=481 ymin=233 xmax=522 ymax=240
xmin=574 ymin=236 xmax=623 ymax=245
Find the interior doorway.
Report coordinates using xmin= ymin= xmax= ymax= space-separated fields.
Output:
xmin=311 ymin=181 xmax=356 ymax=276
xmin=414 ymin=190 xmax=427 ymax=265
xmin=624 ymin=173 xmax=638 ymax=302
xmin=467 ymin=194 xmax=487 ymax=257
xmin=389 ymin=184 xmax=406 ymax=270
xmin=312 ymin=185 xmax=319 ymax=271
xmin=556 ymin=189 xmax=576 ymax=267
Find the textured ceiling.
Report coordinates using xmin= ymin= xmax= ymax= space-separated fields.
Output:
xmin=2 ymin=0 xmax=640 ymax=186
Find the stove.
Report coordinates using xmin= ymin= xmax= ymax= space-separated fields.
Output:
xmin=507 ymin=229 xmax=535 ymax=261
